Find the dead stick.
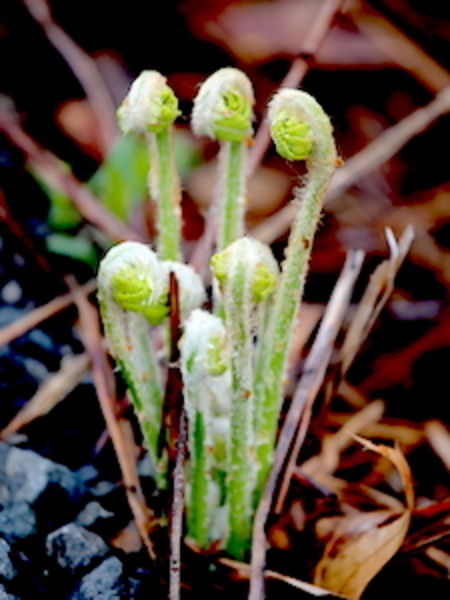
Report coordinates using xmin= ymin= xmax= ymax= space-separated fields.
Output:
xmin=22 ymin=0 xmax=118 ymax=155
xmin=0 ymin=279 xmax=96 ymax=347
xmin=71 ymin=278 xmax=156 ymax=561
xmin=276 ymin=250 xmax=365 ymax=512
xmin=348 ymin=1 xmax=450 ymax=94
xmin=165 ymin=273 xmax=186 ymax=600
xmin=248 ymin=250 xmax=364 ymax=600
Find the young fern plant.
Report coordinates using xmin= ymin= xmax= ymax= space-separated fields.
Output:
xmin=98 ymin=241 xmax=205 ymax=488
xmin=211 ymin=238 xmax=279 ymax=558
xmin=253 ymin=89 xmax=337 ymax=499
xmin=180 ymin=309 xmax=231 ymax=548
xmin=192 ymin=68 xmax=254 ymax=251
xmin=97 ymin=67 xmax=338 ymax=561
xmin=98 ymin=241 xmax=168 ymax=486
xmin=118 ymin=71 xmax=182 ymax=261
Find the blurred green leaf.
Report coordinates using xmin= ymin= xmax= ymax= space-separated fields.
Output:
xmin=46 ymin=233 xmax=98 ymax=265
xmin=89 ymin=133 xmax=149 ymax=220
xmin=32 ymin=165 xmax=83 ymax=230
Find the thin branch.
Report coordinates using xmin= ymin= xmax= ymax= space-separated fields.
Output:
xmin=70 ymin=278 xmax=156 ymax=561
xmin=22 ymin=0 xmax=118 ymax=156
xmin=166 ymin=273 xmax=186 ymax=600
xmin=248 ymin=250 xmax=364 ymax=600
xmin=169 ymin=412 xmax=187 ymax=600
xmin=0 ymin=279 xmax=96 ymax=347
xmin=0 ymin=353 xmax=89 ymax=439
xmin=253 ymin=86 xmax=450 ymax=244
xmin=348 ymin=1 xmax=450 ymax=93
xmin=0 ymin=108 xmax=143 ymax=243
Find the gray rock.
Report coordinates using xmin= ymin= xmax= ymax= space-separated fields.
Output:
xmin=46 ymin=524 xmax=108 ymax=574
xmin=0 ymin=503 xmax=36 ymax=543
xmin=0 ymin=538 xmax=16 ymax=580
xmin=70 ymin=557 xmax=128 ymax=599
xmin=75 ymin=465 xmax=98 ymax=485
xmin=75 ymin=502 xmax=114 ymax=531
xmin=0 ymin=584 xmax=18 ymax=600
xmin=0 ymin=444 xmax=85 ymax=507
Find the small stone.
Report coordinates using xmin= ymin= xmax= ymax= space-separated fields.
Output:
xmin=0 ymin=444 xmax=85 ymax=507
xmin=89 ymin=481 xmax=117 ymax=498
xmin=0 ymin=538 xmax=16 ymax=580
xmin=0 ymin=503 xmax=36 ymax=543
xmin=46 ymin=524 xmax=108 ymax=574
xmin=70 ymin=557 xmax=128 ymax=600
xmin=75 ymin=465 xmax=99 ymax=485
xmin=0 ymin=584 xmax=18 ymax=600
xmin=75 ymin=502 xmax=114 ymax=532
xmin=1 ymin=281 xmax=21 ymax=304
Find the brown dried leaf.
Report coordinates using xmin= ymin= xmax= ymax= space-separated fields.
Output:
xmin=314 ymin=509 xmax=410 ymax=599
xmin=110 ymin=520 xmax=143 ymax=554
xmin=314 ymin=440 xmax=413 ymax=598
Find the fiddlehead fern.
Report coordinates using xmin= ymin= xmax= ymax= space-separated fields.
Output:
xmin=181 ymin=309 xmax=231 ymax=548
xmin=118 ymin=71 xmax=182 ymax=261
xmin=254 ymin=89 xmax=337 ymax=500
xmin=211 ymin=237 xmax=278 ymax=558
xmin=98 ymin=241 xmax=167 ymax=485
xmin=192 ymin=68 xmax=254 ymax=251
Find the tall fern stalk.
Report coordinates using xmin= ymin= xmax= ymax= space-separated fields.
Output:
xmin=117 ymin=71 xmax=182 ymax=261
xmin=192 ymin=68 xmax=254 ymax=252
xmin=211 ymin=238 xmax=278 ymax=558
xmin=253 ymin=90 xmax=337 ymax=499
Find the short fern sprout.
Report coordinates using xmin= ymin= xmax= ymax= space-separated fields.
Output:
xmin=192 ymin=68 xmax=255 ymax=251
xmin=97 ymin=68 xmax=337 ymax=560
xmin=191 ymin=67 xmax=254 ymax=142
xmin=117 ymin=70 xmax=180 ymax=134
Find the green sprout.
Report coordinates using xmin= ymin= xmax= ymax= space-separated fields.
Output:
xmin=97 ymin=70 xmax=337 ymax=559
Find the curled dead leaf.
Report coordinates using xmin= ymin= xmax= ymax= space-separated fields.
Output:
xmin=314 ymin=509 xmax=410 ymax=599
xmin=314 ymin=440 xmax=414 ymax=599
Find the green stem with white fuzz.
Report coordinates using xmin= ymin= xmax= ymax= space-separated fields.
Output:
xmin=212 ymin=238 xmax=278 ymax=558
xmin=149 ymin=127 xmax=182 ymax=261
xmin=117 ymin=71 xmax=182 ymax=261
xmin=253 ymin=90 xmax=337 ymax=501
xmin=218 ymin=140 xmax=246 ymax=250
xmin=98 ymin=242 xmax=167 ymax=486
xmin=191 ymin=68 xmax=254 ymax=253
xmin=181 ymin=309 xmax=231 ymax=548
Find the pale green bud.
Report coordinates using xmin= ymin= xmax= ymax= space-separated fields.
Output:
xmin=117 ymin=70 xmax=180 ymax=134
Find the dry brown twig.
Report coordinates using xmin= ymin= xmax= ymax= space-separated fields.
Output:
xmin=166 ymin=273 xmax=186 ymax=600
xmin=220 ymin=557 xmax=344 ymax=598
xmin=0 ymin=279 xmax=96 ymax=347
xmin=347 ymin=0 xmax=450 ymax=93
xmin=22 ymin=0 xmax=118 ymax=156
xmin=0 ymin=352 xmax=89 ymax=439
xmin=249 ymin=249 xmax=364 ymax=600
xmin=70 ymin=278 xmax=156 ymax=561
xmin=340 ymin=225 xmax=415 ymax=376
